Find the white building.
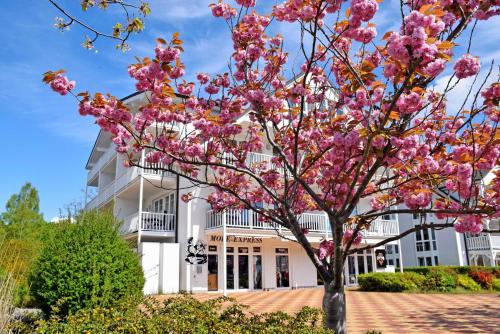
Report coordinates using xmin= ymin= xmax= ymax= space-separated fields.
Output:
xmin=84 ymin=90 xmax=402 ymax=294
xmin=394 ymin=169 xmax=500 ymax=268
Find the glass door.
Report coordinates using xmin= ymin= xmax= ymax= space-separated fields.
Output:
xmin=226 ymin=254 xmax=234 ymax=289
xmin=253 ymin=255 xmax=262 ymax=289
xmin=276 ymin=255 xmax=290 ymax=288
xmin=238 ymin=255 xmax=249 ymax=289
xmin=207 ymin=255 xmax=218 ymax=291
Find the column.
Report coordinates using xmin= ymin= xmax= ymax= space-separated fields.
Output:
xmin=222 ymin=211 xmax=227 ymax=296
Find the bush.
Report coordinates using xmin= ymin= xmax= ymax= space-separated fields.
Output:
xmin=468 ymin=269 xmax=494 ymax=289
xmin=404 ymin=266 xmax=500 ymax=276
xmin=15 ymin=294 xmax=332 ymax=334
xmin=358 ymin=272 xmax=424 ymax=292
xmin=492 ymin=278 xmax=500 ymax=291
xmin=28 ymin=210 xmax=144 ymax=316
xmin=422 ymin=268 xmax=457 ymax=292
xmin=456 ymin=275 xmax=481 ymax=291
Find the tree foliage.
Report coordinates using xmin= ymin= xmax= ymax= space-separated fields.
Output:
xmin=28 ymin=210 xmax=144 ymax=316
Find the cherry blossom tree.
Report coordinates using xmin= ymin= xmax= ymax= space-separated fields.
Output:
xmin=44 ymin=0 xmax=500 ymax=332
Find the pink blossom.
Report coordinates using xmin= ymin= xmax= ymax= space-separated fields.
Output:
xmin=49 ymin=74 xmax=75 ymax=96
xmin=196 ymin=73 xmax=210 ymax=84
xmin=423 ymin=58 xmax=446 ymax=77
xmin=351 ymin=0 xmax=379 ymax=22
xmin=372 ymin=134 xmax=387 ymax=149
xmin=155 ymin=46 xmax=180 ymax=63
xmin=235 ymin=0 xmax=256 ymax=7
xmin=210 ymin=2 xmax=237 ymax=19
xmin=205 ymin=83 xmax=220 ymax=95
xmin=454 ymin=54 xmax=481 ymax=79
xmin=318 ymin=240 xmax=334 ymax=260
xmin=454 ymin=215 xmax=483 ymax=234
xmin=170 ymin=66 xmax=185 ymax=79
xmin=343 ymin=229 xmax=362 ymax=246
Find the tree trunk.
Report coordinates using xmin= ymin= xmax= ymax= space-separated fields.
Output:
xmin=323 ymin=282 xmax=347 ymax=334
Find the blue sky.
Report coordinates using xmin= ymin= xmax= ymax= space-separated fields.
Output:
xmin=0 ymin=0 xmax=498 ymax=220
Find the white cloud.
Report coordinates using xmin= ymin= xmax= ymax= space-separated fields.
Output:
xmin=44 ymin=119 xmax=99 ymax=145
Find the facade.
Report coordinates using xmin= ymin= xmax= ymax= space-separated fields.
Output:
xmin=395 ymin=169 xmax=500 ymax=268
xmin=84 ymin=91 xmax=402 ymax=295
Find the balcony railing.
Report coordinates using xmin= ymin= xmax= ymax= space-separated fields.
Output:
xmin=143 ymin=161 xmax=176 ymax=178
xmin=87 ymin=148 xmax=117 ymax=182
xmin=86 ymin=180 xmax=115 ymax=210
xmin=120 ymin=211 xmax=176 ymax=234
xmin=224 ymin=152 xmax=284 ymax=173
xmin=467 ymin=234 xmax=500 ymax=250
xmin=205 ymin=209 xmax=399 ymax=237
xmin=141 ymin=212 xmax=176 ymax=232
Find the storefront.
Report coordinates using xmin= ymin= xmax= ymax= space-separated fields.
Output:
xmin=203 ymin=234 xmax=320 ymax=293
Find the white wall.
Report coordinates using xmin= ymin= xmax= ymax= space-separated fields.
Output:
xmin=141 ymin=242 xmax=180 ymax=295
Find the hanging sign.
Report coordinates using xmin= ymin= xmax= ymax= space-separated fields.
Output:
xmin=185 ymin=237 xmax=208 ymax=264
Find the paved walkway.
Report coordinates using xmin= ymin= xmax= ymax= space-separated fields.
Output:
xmin=159 ymin=288 xmax=500 ymax=333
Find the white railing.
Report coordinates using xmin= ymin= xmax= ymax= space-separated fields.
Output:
xmin=86 ymin=180 xmax=115 ymax=210
xmin=223 ymin=152 xmax=284 ymax=173
xmin=87 ymin=147 xmax=117 ymax=182
xmin=206 ymin=209 xmax=398 ymax=237
xmin=298 ymin=212 xmax=327 ymax=232
xmin=467 ymin=234 xmax=491 ymax=250
xmin=141 ymin=212 xmax=176 ymax=232
xmin=363 ymin=219 xmax=399 ymax=236
xmin=120 ymin=212 xmax=139 ymax=235
xmin=143 ymin=161 xmax=175 ymax=178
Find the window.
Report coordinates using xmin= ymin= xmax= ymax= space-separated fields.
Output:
xmin=386 ymin=245 xmax=393 ymax=254
xmin=388 ymin=259 xmax=394 ymax=266
xmin=413 ymin=212 xmax=426 ymax=220
xmin=395 ymin=245 xmax=399 ymax=254
xmin=415 ymin=224 xmax=437 ymax=254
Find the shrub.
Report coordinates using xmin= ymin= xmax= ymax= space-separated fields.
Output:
xmin=492 ymin=278 xmax=500 ymax=291
xmin=28 ymin=210 xmax=144 ymax=316
xmin=17 ymin=294 xmax=333 ymax=334
xmin=456 ymin=275 xmax=481 ymax=292
xmin=422 ymin=268 xmax=457 ymax=292
xmin=358 ymin=272 xmax=424 ymax=292
xmin=468 ymin=269 xmax=494 ymax=289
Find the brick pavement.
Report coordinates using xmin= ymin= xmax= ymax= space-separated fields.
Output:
xmin=158 ymin=288 xmax=500 ymax=333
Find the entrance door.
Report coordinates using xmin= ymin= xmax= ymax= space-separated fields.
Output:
xmin=347 ymin=255 xmax=357 ymax=285
xmin=276 ymin=255 xmax=290 ymax=288
xmin=238 ymin=255 xmax=249 ymax=289
xmin=227 ymin=254 xmax=235 ymax=289
xmin=253 ymin=255 xmax=262 ymax=289
xmin=208 ymin=255 xmax=218 ymax=291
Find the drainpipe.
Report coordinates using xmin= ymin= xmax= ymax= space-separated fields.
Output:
xmin=463 ymin=234 xmax=470 ymax=266
xmin=223 ymin=211 xmax=227 ymax=297
xmin=175 ymin=174 xmax=180 ymax=243
xmin=138 ymin=150 xmax=145 ymax=245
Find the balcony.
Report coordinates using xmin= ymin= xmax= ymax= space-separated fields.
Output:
xmin=120 ymin=211 xmax=176 ymax=235
xmin=225 ymin=152 xmax=283 ymax=173
xmin=86 ymin=180 xmax=115 ymax=210
xmin=87 ymin=147 xmax=117 ymax=183
xmin=205 ymin=209 xmax=399 ymax=237
xmin=467 ymin=234 xmax=500 ymax=251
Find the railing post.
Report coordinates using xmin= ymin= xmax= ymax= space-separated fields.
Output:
xmin=222 ymin=210 xmax=227 ymax=297
xmin=138 ymin=150 xmax=145 ymax=244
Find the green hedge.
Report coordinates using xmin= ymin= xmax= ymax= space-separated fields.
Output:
xmin=28 ymin=210 xmax=144 ymax=316
xmin=358 ymin=272 xmax=425 ymax=292
xmin=359 ymin=266 xmax=500 ymax=293
xmin=404 ymin=266 xmax=500 ymax=276
xmin=12 ymin=294 xmax=333 ymax=334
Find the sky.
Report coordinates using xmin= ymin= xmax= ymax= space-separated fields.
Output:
xmin=0 ymin=0 xmax=498 ymax=220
